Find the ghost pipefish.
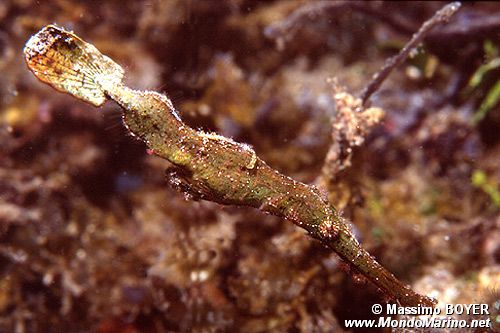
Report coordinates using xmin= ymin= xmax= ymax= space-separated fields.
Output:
xmin=24 ymin=25 xmax=435 ymax=307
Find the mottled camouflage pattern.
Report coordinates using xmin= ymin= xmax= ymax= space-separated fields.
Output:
xmin=24 ymin=25 xmax=435 ymax=307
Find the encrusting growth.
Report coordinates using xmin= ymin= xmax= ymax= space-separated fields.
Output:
xmin=24 ymin=25 xmax=435 ymax=307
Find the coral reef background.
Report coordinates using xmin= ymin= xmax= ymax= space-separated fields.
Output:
xmin=0 ymin=1 xmax=499 ymax=332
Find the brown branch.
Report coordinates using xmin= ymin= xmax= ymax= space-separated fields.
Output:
xmin=360 ymin=2 xmax=461 ymax=106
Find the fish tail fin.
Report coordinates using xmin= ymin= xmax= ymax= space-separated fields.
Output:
xmin=24 ymin=25 xmax=124 ymax=106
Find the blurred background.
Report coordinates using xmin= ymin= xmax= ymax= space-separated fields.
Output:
xmin=0 ymin=1 xmax=499 ymax=332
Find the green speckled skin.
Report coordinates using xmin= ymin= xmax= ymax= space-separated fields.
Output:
xmin=24 ymin=24 xmax=435 ymax=307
